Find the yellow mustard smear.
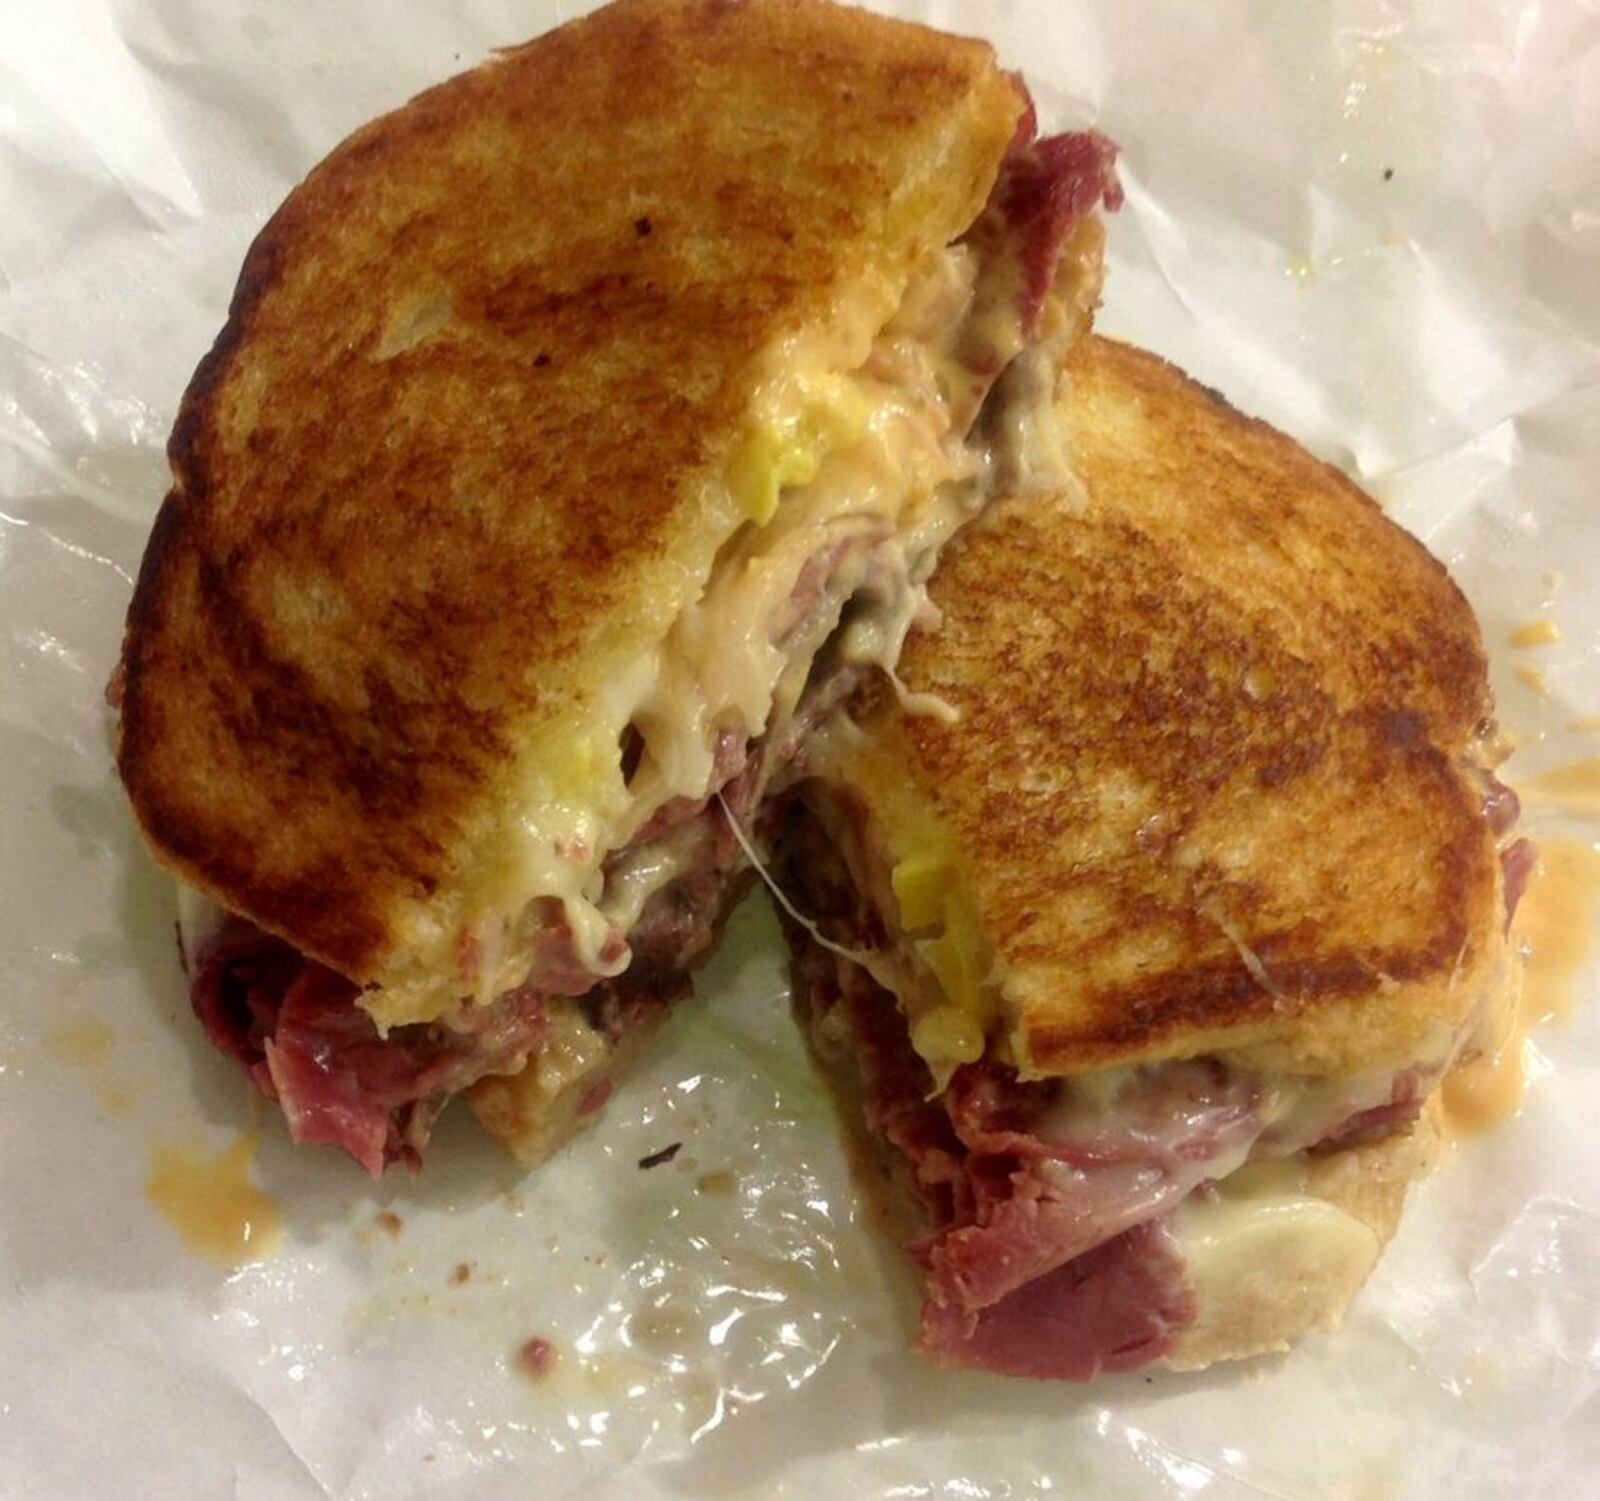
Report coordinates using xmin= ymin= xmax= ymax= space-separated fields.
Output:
xmin=911 ymin=910 xmax=990 ymax=1066
xmin=863 ymin=750 xmax=997 ymax=1069
xmin=41 ymin=1014 xmax=142 ymax=1118
xmin=728 ymin=373 xmax=871 ymax=523
xmin=146 ymin=1134 xmax=283 ymax=1265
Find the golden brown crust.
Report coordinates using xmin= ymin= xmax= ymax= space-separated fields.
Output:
xmin=117 ymin=0 xmax=1022 ymax=988
xmin=845 ymin=336 xmax=1504 ymax=1076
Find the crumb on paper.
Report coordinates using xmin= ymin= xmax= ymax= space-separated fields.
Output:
xmin=1515 ymin=662 xmax=1549 ymax=695
xmin=638 ymin=1141 xmax=683 ymax=1170
xmin=451 ymin=1261 xmax=473 ymax=1285
xmin=1510 ymin=617 xmax=1562 ymax=648
xmin=375 ymin=1210 xmax=403 ymax=1236
xmin=696 ymin=1170 xmax=736 ymax=1195
xmin=578 ymin=1079 xmax=613 ymax=1116
xmin=1569 ymin=716 xmax=1600 ymax=733
xmin=516 ymin=1336 xmax=559 ymax=1382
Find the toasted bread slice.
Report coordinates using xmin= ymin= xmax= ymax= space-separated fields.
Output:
xmin=813 ymin=335 xmax=1507 ymax=1079
xmin=116 ymin=0 xmax=1023 ymax=1023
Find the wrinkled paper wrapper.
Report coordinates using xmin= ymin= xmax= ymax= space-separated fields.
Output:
xmin=3 ymin=2 xmax=1598 ymax=1496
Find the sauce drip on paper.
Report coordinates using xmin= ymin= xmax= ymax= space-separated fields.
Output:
xmin=1441 ymin=837 xmax=1600 ymax=1139
xmin=1440 ymin=1028 xmax=1525 ymax=1138
xmin=146 ymin=1134 xmax=283 ymax=1264
xmin=1522 ymin=758 xmax=1600 ymax=817
xmin=1518 ymin=838 xmax=1600 ymax=1024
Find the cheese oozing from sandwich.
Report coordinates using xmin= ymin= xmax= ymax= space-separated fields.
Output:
xmin=380 ymin=211 xmax=1110 ymax=1032
xmin=434 ymin=268 xmax=971 ymax=1027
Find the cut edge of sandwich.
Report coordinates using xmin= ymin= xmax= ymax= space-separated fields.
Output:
xmin=784 ymin=832 xmax=1518 ymax=1377
xmin=802 ymin=965 xmax=1454 ymax=1375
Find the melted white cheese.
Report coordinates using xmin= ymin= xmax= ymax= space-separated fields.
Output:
xmin=175 ymin=881 xmax=226 ymax=972
xmin=1171 ymin=1160 xmax=1381 ymax=1338
xmin=433 ymin=253 xmax=980 ymax=1024
xmin=598 ymin=822 xmax=710 ymax=937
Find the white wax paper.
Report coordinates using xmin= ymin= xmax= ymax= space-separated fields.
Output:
xmin=3 ymin=2 xmax=1599 ymax=1496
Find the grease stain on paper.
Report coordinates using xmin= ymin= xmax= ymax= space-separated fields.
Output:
xmin=1514 ymin=662 xmax=1549 ymax=696
xmin=1331 ymin=34 xmax=1430 ymax=184
xmin=42 ymin=1014 xmax=114 ymax=1066
xmin=40 ymin=1013 xmax=142 ymax=1116
xmin=94 ymin=1079 xmax=139 ymax=1115
xmin=1510 ymin=617 xmax=1562 ymax=648
xmin=146 ymin=1134 xmax=283 ymax=1264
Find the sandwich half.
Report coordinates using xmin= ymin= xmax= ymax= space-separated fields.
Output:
xmin=111 ymin=0 xmax=1120 ymax=1173
xmin=769 ymin=335 xmax=1529 ymax=1379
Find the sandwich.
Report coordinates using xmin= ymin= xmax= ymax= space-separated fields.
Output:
xmin=110 ymin=0 xmax=1120 ymax=1174
xmin=769 ymin=335 xmax=1530 ymax=1379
